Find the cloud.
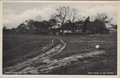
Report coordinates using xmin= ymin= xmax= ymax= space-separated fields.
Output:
xmin=3 ymin=2 xmax=117 ymax=28
xmin=4 ymin=9 xmax=16 ymax=15
xmin=3 ymin=7 xmax=55 ymax=28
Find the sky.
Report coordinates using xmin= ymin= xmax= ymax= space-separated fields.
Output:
xmin=3 ymin=1 xmax=117 ymax=28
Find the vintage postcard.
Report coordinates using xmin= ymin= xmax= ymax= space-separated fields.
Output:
xmin=0 ymin=0 xmax=120 ymax=78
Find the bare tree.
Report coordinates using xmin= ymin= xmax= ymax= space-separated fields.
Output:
xmin=51 ymin=6 xmax=78 ymax=26
xmin=67 ymin=8 xmax=78 ymax=22
xmin=94 ymin=13 xmax=112 ymax=23
xmin=93 ymin=13 xmax=111 ymax=34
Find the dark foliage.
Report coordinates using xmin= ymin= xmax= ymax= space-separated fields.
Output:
xmin=3 ymin=16 xmax=110 ymax=35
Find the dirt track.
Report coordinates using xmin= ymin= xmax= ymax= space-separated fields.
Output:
xmin=4 ymin=38 xmax=66 ymax=74
xmin=4 ymin=38 xmax=106 ymax=74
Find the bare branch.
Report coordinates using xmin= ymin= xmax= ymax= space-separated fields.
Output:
xmin=51 ymin=6 xmax=78 ymax=25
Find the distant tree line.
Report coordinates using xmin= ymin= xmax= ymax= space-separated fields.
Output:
xmin=3 ymin=6 xmax=117 ymax=35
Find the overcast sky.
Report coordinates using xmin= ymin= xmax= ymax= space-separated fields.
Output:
xmin=3 ymin=1 xmax=117 ymax=28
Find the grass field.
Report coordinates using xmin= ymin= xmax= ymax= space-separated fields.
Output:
xmin=3 ymin=34 xmax=53 ymax=67
xmin=53 ymin=34 xmax=117 ymax=59
xmin=3 ymin=33 xmax=117 ymax=74
xmin=49 ymin=34 xmax=117 ymax=74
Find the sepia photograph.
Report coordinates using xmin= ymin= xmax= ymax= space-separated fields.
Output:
xmin=2 ymin=1 xmax=118 ymax=76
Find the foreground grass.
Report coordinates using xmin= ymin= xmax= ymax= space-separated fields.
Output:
xmin=3 ymin=34 xmax=117 ymax=74
xmin=53 ymin=34 xmax=117 ymax=59
xmin=50 ymin=34 xmax=117 ymax=74
xmin=3 ymin=34 xmax=52 ymax=67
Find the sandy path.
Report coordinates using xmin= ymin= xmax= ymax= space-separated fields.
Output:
xmin=37 ymin=50 xmax=105 ymax=73
xmin=4 ymin=38 xmax=66 ymax=74
xmin=4 ymin=38 xmax=106 ymax=74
